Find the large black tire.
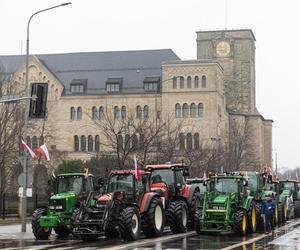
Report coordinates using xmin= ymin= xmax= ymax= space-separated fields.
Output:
xmin=294 ymin=200 xmax=300 ymax=218
xmin=233 ymin=209 xmax=247 ymax=236
xmin=278 ymin=199 xmax=287 ymax=224
xmin=255 ymin=202 xmax=264 ymax=231
xmin=32 ymin=208 xmax=52 ymax=240
xmin=54 ymin=226 xmax=70 ymax=238
xmin=142 ymin=197 xmax=165 ymax=237
xmin=247 ymin=201 xmax=257 ymax=234
xmin=70 ymin=208 xmax=80 ymax=239
xmin=167 ymin=200 xmax=188 ymax=234
xmin=194 ymin=208 xmax=202 ymax=235
xmin=104 ymin=221 xmax=119 ymax=239
xmin=119 ymin=206 xmax=141 ymax=241
xmin=187 ymin=190 xmax=200 ymax=230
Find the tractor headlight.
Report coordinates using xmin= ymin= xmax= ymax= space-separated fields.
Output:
xmin=56 ymin=205 xmax=63 ymax=210
xmin=49 ymin=205 xmax=55 ymax=210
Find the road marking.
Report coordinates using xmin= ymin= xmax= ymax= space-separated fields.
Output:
xmin=103 ymin=231 xmax=196 ymax=250
xmin=220 ymin=220 xmax=300 ymax=250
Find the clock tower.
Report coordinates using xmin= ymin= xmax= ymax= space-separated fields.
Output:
xmin=196 ymin=29 xmax=256 ymax=113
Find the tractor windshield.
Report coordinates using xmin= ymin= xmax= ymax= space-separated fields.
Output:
xmin=281 ymin=182 xmax=295 ymax=191
xmin=57 ymin=176 xmax=84 ymax=195
xmin=107 ymin=174 xmax=133 ymax=193
xmin=263 ymin=182 xmax=275 ymax=191
xmin=150 ymin=169 xmax=175 ymax=186
xmin=214 ymin=178 xmax=238 ymax=193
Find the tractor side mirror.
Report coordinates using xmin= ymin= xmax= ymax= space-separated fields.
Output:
xmin=183 ymin=168 xmax=190 ymax=177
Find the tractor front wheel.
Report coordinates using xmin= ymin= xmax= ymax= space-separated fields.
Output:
xmin=194 ymin=208 xmax=202 ymax=235
xmin=247 ymin=201 xmax=257 ymax=234
xmin=167 ymin=200 xmax=188 ymax=234
xmin=294 ymin=200 xmax=300 ymax=218
xmin=54 ymin=226 xmax=70 ymax=238
xmin=32 ymin=208 xmax=52 ymax=240
xmin=70 ymin=208 xmax=80 ymax=239
xmin=187 ymin=190 xmax=200 ymax=230
xmin=142 ymin=197 xmax=164 ymax=237
xmin=104 ymin=221 xmax=119 ymax=239
xmin=278 ymin=199 xmax=287 ymax=224
xmin=119 ymin=206 xmax=141 ymax=241
xmin=233 ymin=209 xmax=247 ymax=236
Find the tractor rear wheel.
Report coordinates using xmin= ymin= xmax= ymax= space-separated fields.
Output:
xmin=233 ymin=209 xmax=247 ymax=236
xmin=294 ymin=200 xmax=300 ymax=218
xmin=32 ymin=208 xmax=52 ymax=240
xmin=167 ymin=200 xmax=188 ymax=234
xmin=194 ymin=208 xmax=202 ymax=235
xmin=247 ymin=201 xmax=257 ymax=234
xmin=119 ymin=206 xmax=141 ymax=241
xmin=187 ymin=190 xmax=200 ymax=230
xmin=255 ymin=202 xmax=264 ymax=231
xmin=54 ymin=226 xmax=70 ymax=238
xmin=142 ymin=197 xmax=164 ymax=237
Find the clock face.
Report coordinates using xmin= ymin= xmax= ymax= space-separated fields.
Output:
xmin=216 ymin=41 xmax=230 ymax=57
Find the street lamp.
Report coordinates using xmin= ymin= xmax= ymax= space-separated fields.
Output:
xmin=21 ymin=2 xmax=71 ymax=233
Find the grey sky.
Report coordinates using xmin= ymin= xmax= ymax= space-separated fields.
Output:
xmin=1 ymin=0 xmax=299 ymax=170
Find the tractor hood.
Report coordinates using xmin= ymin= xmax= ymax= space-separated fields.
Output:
xmin=50 ymin=192 xmax=76 ymax=200
xmin=213 ymin=194 xmax=228 ymax=204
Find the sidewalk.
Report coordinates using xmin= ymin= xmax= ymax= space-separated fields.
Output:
xmin=0 ymin=217 xmax=30 ymax=225
xmin=0 ymin=222 xmax=33 ymax=240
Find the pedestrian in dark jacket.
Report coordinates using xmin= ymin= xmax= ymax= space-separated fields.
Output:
xmin=261 ymin=194 xmax=275 ymax=233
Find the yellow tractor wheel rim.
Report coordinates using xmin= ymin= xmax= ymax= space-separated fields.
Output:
xmin=242 ymin=214 xmax=247 ymax=232
xmin=275 ymin=204 xmax=278 ymax=223
xmin=252 ymin=207 xmax=256 ymax=229
xmin=284 ymin=203 xmax=287 ymax=219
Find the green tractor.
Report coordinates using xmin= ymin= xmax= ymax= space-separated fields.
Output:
xmin=279 ymin=180 xmax=300 ymax=219
xmin=245 ymin=171 xmax=285 ymax=228
xmin=32 ymin=173 xmax=95 ymax=240
xmin=196 ymin=173 xmax=257 ymax=235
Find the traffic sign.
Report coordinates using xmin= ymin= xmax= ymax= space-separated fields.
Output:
xmin=18 ymin=172 xmax=33 ymax=187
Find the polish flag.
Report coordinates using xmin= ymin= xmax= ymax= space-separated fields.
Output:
xmin=35 ymin=144 xmax=50 ymax=161
xmin=134 ymin=154 xmax=141 ymax=182
xmin=21 ymin=140 xmax=37 ymax=159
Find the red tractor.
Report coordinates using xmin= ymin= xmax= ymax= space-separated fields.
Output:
xmin=145 ymin=163 xmax=201 ymax=233
xmin=72 ymin=170 xmax=165 ymax=242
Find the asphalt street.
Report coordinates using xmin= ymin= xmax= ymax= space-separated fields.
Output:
xmin=0 ymin=220 xmax=299 ymax=250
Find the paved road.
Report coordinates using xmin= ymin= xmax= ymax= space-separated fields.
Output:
xmin=0 ymin=220 xmax=299 ymax=250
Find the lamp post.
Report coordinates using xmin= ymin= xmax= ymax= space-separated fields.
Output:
xmin=21 ymin=2 xmax=71 ymax=233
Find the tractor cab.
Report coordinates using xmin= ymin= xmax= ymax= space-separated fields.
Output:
xmin=279 ymin=180 xmax=297 ymax=198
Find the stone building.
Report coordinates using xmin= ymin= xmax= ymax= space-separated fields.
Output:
xmin=0 ymin=29 xmax=272 ymax=189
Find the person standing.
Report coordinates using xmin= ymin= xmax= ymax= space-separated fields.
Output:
xmin=261 ymin=194 xmax=276 ymax=234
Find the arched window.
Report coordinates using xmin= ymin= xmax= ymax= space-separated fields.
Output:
xmin=117 ymin=134 xmax=123 ymax=150
xmin=114 ymin=106 xmax=120 ymax=119
xmin=194 ymin=76 xmax=199 ymax=88
xmin=143 ymin=105 xmax=149 ymax=119
xmin=121 ymin=106 xmax=126 ymax=119
xmin=77 ymin=107 xmax=82 ymax=120
xmin=202 ymin=75 xmax=207 ymax=88
xmin=74 ymin=135 xmax=79 ymax=151
xmin=136 ymin=105 xmax=142 ymax=119
xmin=99 ymin=106 xmax=104 ymax=120
xmin=190 ymin=103 xmax=197 ymax=117
xmin=175 ymin=103 xmax=181 ymax=118
xmin=125 ymin=134 xmax=131 ymax=150
xmin=157 ymin=111 xmax=161 ymax=120
xmin=183 ymin=103 xmax=189 ymax=117
xmin=80 ymin=135 xmax=86 ymax=151
xmin=194 ymin=133 xmax=200 ymax=150
xmin=132 ymin=134 xmax=138 ymax=149
xmin=187 ymin=76 xmax=192 ymax=88
xmin=198 ymin=103 xmax=204 ymax=117
xmin=92 ymin=106 xmax=97 ymax=120
xmin=32 ymin=136 xmax=38 ymax=149
xmin=70 ymin=107 xmax=76 ymax=120
xmin=95 ymin=135 xmax=100 ymax=152
xmin=180 ymin=76 xmax=184 ymax=89
xmin=179 ymin=133 xmax=185 ymax=151
xmin=26 ymin=136 xmax=31 ymax=148
xmin=39 ymin=136 xmax=44 ymax=146
xmin=173 ymin=77 xmax=177 ymax=89
xmin=88 ymin=135 xmax=93 ymax=151
xmin=186 ymin=133 xmax=192 ymax=151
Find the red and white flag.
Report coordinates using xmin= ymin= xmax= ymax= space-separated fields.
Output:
xmin=21 ymin=140 xmax=37 ymax=159
xmin=35 ymin=144 xmax=50 ymax=161
xmin=134 ymin=154 xmax=141 ymax=182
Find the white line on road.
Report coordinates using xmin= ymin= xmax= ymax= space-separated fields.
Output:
xmin=220 ymin=220 xmax=300 ymax=250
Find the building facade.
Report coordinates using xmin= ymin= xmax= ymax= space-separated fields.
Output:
xmin=0 ymin=29 xmax=272 ymax=185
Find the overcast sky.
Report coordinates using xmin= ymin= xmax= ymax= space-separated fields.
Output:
xmin=1 ymin=0 xmax=299 ymax=170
